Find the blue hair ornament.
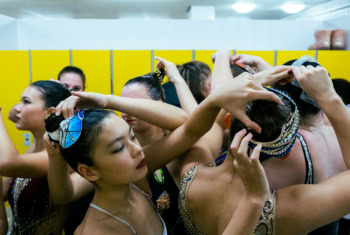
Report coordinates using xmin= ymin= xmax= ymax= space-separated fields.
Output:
xmin=59 ymin=109 xmax=85 ymax=149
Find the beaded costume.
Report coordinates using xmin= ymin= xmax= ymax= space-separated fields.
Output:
xmin=148 ymin=166 xmax=188 ymax=235
xmin=7 ymin=177 xmax=64 ymax=235
xmin=179 ymin=164 xmax=276 ymax=235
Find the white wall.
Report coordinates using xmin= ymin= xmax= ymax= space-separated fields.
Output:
xmin=0 ymin=15 xmax=17 ymax=50
xmin=2 ymin=17 xmax=349 ymax=50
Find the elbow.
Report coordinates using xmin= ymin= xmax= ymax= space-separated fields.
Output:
xmin=179 ymin=111 xmax=189 ymax=125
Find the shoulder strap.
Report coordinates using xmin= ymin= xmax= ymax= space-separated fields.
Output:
xmin=89 ymin=203 xmax=136 ymax=234
xmin=297 ymin=133 xmax=314 ymax=184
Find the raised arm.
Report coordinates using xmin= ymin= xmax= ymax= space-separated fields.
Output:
xmin=0 ymin=109 xmax=48 ymax=178
xmin=155 ymin=56 xmax=198 ymax=114
xmin=143 ymin=72 xmax=282 ymax=173
xmin=56 ymin=92 xmax=187 ymax=131
xmin=45 ymin=134 xmax=94 ymax=205
xmin=274 ymin=66 xmax=350 ymax=234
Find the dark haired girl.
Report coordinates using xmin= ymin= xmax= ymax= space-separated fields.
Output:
xmin=176 ymin=51 xmax=350 ymax=235
xmin=0 ymin=80 xmax=71 ymax=234
xmin=45 ymin=57 xmax=280 ymax=234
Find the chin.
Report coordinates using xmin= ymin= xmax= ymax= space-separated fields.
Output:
xmin=15 ymin=123 xmax=24 ymax=130
xmin=137 ymin=166 xmax=148 ymax=179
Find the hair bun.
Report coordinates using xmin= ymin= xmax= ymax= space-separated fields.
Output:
xmin=45 ymin=113 xmax=65 ymax=132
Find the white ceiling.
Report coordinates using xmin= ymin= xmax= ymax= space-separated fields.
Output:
xmin=0 ymin=0 xmax=333 ymax=20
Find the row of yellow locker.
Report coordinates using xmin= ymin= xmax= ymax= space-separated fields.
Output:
xmin=1 ymin=50 xmax=349 ymax=153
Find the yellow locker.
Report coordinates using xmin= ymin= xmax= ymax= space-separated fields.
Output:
xmin=0 ymin=51 xmax=31 ymax=153
xmin=72 ymin=50 xmax=111 ymax=94
xmin=317 ymin=51 xmax=350 ymax=81
xmin=276 ymin=51 xmax=315 ymax=65
xmin=194 ymin=50 xmax=217 ymax=72
xmin=154 ymin=50 xmax=193 ymax=83
xmin=31 ymin=50 xmax=70 ymax=82
xmin=113 ymin=50 xmax=152 ymax=97
xmin=235 ymin=51 xmax=275 ymax=66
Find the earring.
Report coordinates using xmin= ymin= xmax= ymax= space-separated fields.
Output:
xmin=331 ymin=29 xmax=346 ymax=50
xmin=308 ymin=30 xmax=332 ymax=50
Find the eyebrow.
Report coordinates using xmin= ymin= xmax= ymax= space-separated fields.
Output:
xmin=107 ymin=126 xmax=132 ymax=148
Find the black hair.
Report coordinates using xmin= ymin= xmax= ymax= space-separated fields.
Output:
xmin=30 ymin=81 xmax=71 ymax=108
xmin=124 ymin=70 xmax=165 ymax=102
xmin=332 ymin=78 xmax=350 ymax=105
xmin=177 ymin=61 xmax=211 ymax=104
xmin=230 ymin=63 xmax=248 ymax=77
xmin=45 ymin=109 xmax=113 ymax=172
xmin=58 ymin=66 xmax=86 ymax=90
xmin=229 ymin=99 xmax=292 ymax=161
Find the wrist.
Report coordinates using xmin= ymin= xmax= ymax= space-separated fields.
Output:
xmin=105 ymin=95 xmax=113 ymax=109
xmin=318 ymin=93 xmax=342 ymax=112
xmin=170 ymin=75 xmax=184 ymax=84
xmin=244 ymin=191 xmax=269 ymax=207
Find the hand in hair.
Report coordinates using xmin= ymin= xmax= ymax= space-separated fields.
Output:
xmin=230 ymin=129 xmax=269 ymax=202
xmin=43 ymin=133 xmax=62 ymax=159
xmin=231 ymin=54 xmax=272 ymax=72
xmin=254 ymin=65 xmax=294 ymax=86
xmin=56 ymin=92 xmax=109 ymax=118
xmin=155 ymin=56 xmax=183 ymax=83
xmin=293 ymin=65 xmax=335 ymax=104
xmin=210 ymin=72 xmax=282 ymax=133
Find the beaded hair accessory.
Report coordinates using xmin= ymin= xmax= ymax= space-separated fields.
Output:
xmin=47 ymin=109 xmax=85 ymax=149
xmin=234 ymin=62 xmax=256 ymax=75
xmin=153 ymin=68 xmax=166 ymax=83
xmin=248 ymin=87 xmax=300 ymax=158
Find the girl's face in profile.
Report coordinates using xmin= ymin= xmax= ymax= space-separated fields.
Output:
xmin=15 ymin=86 xmax=47 ymax=132
xmin=91 ymin=114 xmax=148 ymax=186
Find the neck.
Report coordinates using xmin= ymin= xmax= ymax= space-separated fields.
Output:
xmin=93 ymin=183 xmax=136 ymax=214
xmin=300 ymin=112 xmax=324 ymax=130
xmin=136 ymin=127 xmax=164 ymax=147
xmin=31 ymin=129 xmax=45 ymax=152
xmin=220 ymin=153 xmax=236 ymax=176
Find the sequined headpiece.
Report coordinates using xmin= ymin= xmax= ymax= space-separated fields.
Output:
xmin=248 ymin=88 xmax=300 ymax=158
xmin=47 ymin=109 xmax=85 ymax=149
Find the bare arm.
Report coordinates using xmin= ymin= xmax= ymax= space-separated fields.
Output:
xmin=45 ymin=135 xmax=94 ymax=205
xmin=56 ymin=93 xmax=187 ymax=131
xmin=0 ymin=110 xmax=48 ymax=178
xmin=144 ymin=69 xmax=282 ymax=174
xmin=155 ymin=56 xmax=198 ymax=114
xmin=275 ymin=66 xmax=350 ymax=234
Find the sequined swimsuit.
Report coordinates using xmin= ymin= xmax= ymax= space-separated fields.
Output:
xmin=148 ymin=166 xmax=187 ymax=235
xmin=7 ymin=177 xmax=64 ymax=235
xmin=179 ymin=164 xmax=276 ymax=235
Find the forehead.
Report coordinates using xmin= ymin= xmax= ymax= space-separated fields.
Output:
xmin=97 ymin=114 xmax=130 ymax=145
xmin=59 ymin=73 xmax=83 ymax=87
xmin=22 ymin=86 xmax=44 ymax=101
xmin=121 ymin=83 xmax=151 ymax=99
